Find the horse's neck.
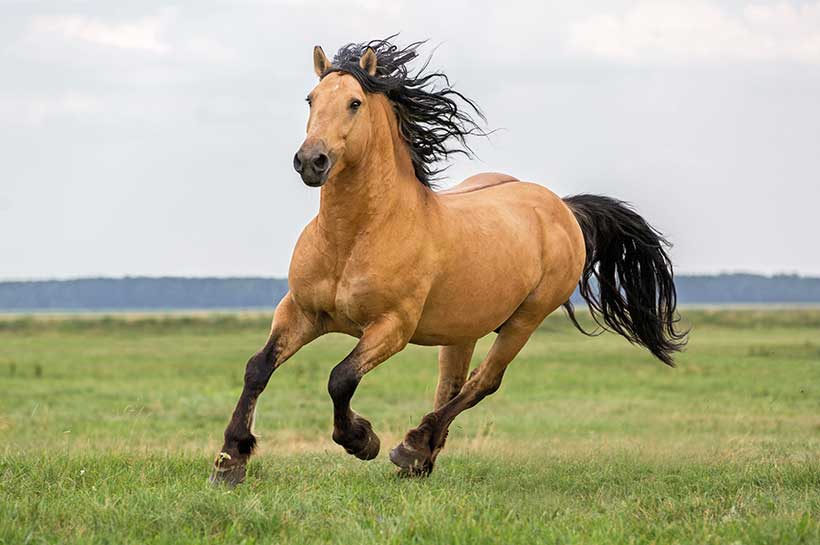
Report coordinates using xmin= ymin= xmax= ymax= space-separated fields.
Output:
xmin=316 ymin=100 xmax=429 ymax=252
xmin=317 ymin=164 xmax=426 ymax=252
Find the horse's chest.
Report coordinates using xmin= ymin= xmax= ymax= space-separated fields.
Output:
xmin=333 ymin=271 xmax=388 ymax=321
xmin=291 ymin=274 xmax=336 ymax=313
xmin=290 ymin=260 xmax=391 ymax=325
xmin=290 ymin=226 xmax=423 ymax=327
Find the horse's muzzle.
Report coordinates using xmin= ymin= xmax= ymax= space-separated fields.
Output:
xmin=293 ymin=143 xmax=331 ymax=187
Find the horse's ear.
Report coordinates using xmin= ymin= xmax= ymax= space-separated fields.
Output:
xmin=359 ymin=47 xmax=377 ymax=76
xmin=313 ymin=46 xmax=331 ymax=78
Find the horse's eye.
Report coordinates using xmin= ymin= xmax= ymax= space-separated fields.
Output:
xmin=349 ymin=99 xmax=362 ymax=111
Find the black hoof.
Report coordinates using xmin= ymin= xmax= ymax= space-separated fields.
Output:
xmin=389 ymin=441 xmax=433 ymax=477
xmin=350 ymin=430 xmax=380 ymax=460
xmin=209 ymin=452 xmax=246 ymax=488
xmin=333 ymin=415 xmax=381 ymax=460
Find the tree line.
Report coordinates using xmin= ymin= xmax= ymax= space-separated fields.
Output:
xmin=0 ymin=274 xmax=818 ymax=311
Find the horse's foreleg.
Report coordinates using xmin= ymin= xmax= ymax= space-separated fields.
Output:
xmin=328 ymin=315 xmax=410 ymax=461
xmin=391 ymin=322 xmax=535 ymax=476
xmin=210 ymin=294 xmax=319 ymax=486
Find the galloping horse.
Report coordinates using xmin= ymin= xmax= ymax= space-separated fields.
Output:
xmin=210 ymin=39 xmax=686 ymax=485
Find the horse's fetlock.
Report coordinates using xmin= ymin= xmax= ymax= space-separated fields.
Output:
xmin=236 ymin=435 xmax=257 ymax=455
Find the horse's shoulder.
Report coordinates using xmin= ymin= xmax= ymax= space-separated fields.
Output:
xmin=289 ymin=218 xmax=334 ymax=281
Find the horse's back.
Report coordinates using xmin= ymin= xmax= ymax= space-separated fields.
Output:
xmin=412 ymin=172 xmax=584 ymax=344
xmin=438 ymin=172 xmax=520 ymax=195
xmin=437 ymin=172 xmax=575 ymax=229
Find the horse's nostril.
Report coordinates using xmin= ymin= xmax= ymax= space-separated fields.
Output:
xmin=312 ymin=153 xmax=329 ymax=172
xmin=293 ymin=153 xmax=303 ymax=173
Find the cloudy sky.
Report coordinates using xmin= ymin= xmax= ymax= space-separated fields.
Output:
xmin=2 ymin=0 xmax=819 ymax=280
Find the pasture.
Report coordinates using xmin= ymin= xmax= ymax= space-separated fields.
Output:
xmin=0 ymin=309 xmax=818 ymax=544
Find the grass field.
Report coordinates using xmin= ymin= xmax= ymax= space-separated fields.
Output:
xmin=1 ymin=309 xmax=818 ymax=544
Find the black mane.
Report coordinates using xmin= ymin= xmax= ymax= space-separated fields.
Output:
xmin=323 ymin=37 xmax=487 ymax=188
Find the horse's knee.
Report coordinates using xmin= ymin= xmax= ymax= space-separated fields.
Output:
xmin=327 ymin=359 xmax=359 ymax=406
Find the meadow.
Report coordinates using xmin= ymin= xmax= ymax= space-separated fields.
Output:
xmin=0 ymin=308 xmax=818 ymax=544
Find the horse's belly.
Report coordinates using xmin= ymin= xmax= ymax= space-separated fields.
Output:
xmin=410 ymin=308 xmax=514 ymax=345
xmin=411 ymin=263 xmax=538 ymax=345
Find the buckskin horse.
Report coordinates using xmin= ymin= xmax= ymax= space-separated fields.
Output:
xmin=210 ymin=38 xmax=687 ymax=486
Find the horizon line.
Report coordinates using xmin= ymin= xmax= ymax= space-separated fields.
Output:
xmin=1 ymin=271 xmax=820 ymax=283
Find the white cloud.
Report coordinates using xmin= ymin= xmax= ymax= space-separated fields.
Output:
xmin=567 ymin=1 xmax=820 ymax=64
xmin=0 ymin=94 xmax=106 ymax=126
xmin=30 ymin=11 xmax=173 ymax=53
xmin=26 ymin=9 xmax=238 ymax=64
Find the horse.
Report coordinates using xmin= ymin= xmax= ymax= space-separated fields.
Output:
xmin=210 ymin=38 xmax=687 ymax=486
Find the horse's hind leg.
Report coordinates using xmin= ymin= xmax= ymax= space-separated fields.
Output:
xmin=434 ymin=343 xmax=475 ymax=410
xmin=210 ymin=294 xmax=319 ymax=487
xmin=390 ymin=318 xmax=539 ymax=476
xmin=429 ymin=343 xmax=475 ymax=462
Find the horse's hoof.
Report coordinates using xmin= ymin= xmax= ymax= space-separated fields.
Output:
xmin=351 ymin=429 xmax=380 ymax=460
xmin=209 ymin=452 xmax=246 ymax=488
xmin=334 ymin=415 xmax=381 ymax=460
xmin=389 ymin=442 xmax=432 ymax=476
xmin=209 ymin=463 xmax=246 ymax=488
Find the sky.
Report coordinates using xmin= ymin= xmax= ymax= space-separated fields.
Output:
xmin=2 ymin=0 xmax=819 ymax=280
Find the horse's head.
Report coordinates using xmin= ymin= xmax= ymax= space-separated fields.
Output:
xmin=293 ymin=38 xmax=486 ymax=189
xmin=293 ymin=46 xmax=379 ymax=187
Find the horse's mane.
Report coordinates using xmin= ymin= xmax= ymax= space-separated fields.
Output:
xmin=323 ymin=37 xmax=487 ymax=188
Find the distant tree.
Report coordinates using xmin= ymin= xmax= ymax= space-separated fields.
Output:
xmin=1 ymin=274 xmax=819 ymax=311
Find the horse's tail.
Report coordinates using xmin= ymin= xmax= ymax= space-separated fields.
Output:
xmin=562 ymin=194 xmax=687 ymax=366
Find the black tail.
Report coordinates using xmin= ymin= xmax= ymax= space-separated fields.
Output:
xmin=562 ymin=194 xmax=687 ymax=366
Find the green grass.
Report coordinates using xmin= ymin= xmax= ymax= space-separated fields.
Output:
xmin=1 ymin=309 xmax=818 ymax=544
